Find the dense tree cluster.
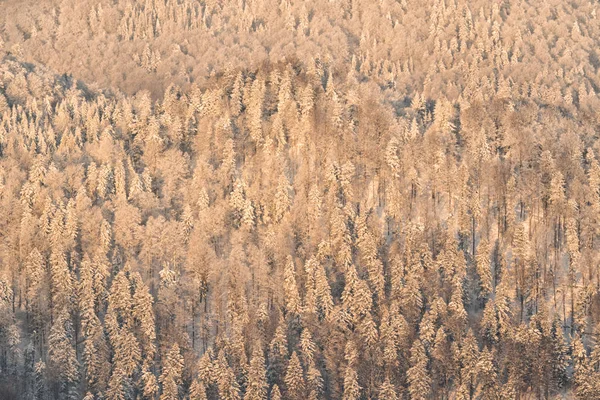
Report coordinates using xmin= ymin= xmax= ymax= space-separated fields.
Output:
xmin=0 ymin=0 xmax=600 ymax=399
xmin=1 ymin=0 xmax=599 ymax=100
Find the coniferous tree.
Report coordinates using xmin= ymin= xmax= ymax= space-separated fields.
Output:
xmin=284 ymin=352 xmax=305 ymax=400
xmin=267 ymin=322 xmax=288 ymax=390
xmin=270 ymin=384 xmax=281 ymax=400
xmin=159 ymin=343 xmax=184 ymax=400
xmin=48 ymin=308 xmax=79 ymax=400
xmin=407 ymin=339 xmax=431 ymax=400
xmin=246 ymin=347 xmax=268 ymax=400
xmin=378 ymin=377 xmax=398 ymax=400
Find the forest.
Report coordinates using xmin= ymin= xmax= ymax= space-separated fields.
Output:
xmin=0 ymin=0 xmax=600 ymax=399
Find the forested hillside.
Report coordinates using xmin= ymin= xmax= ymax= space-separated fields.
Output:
xmin=0 ymin=0 xmax=600 ymax=399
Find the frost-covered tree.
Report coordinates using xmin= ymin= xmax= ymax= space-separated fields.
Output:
xmin=159 ymin=343 xmax=184 ymax=400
